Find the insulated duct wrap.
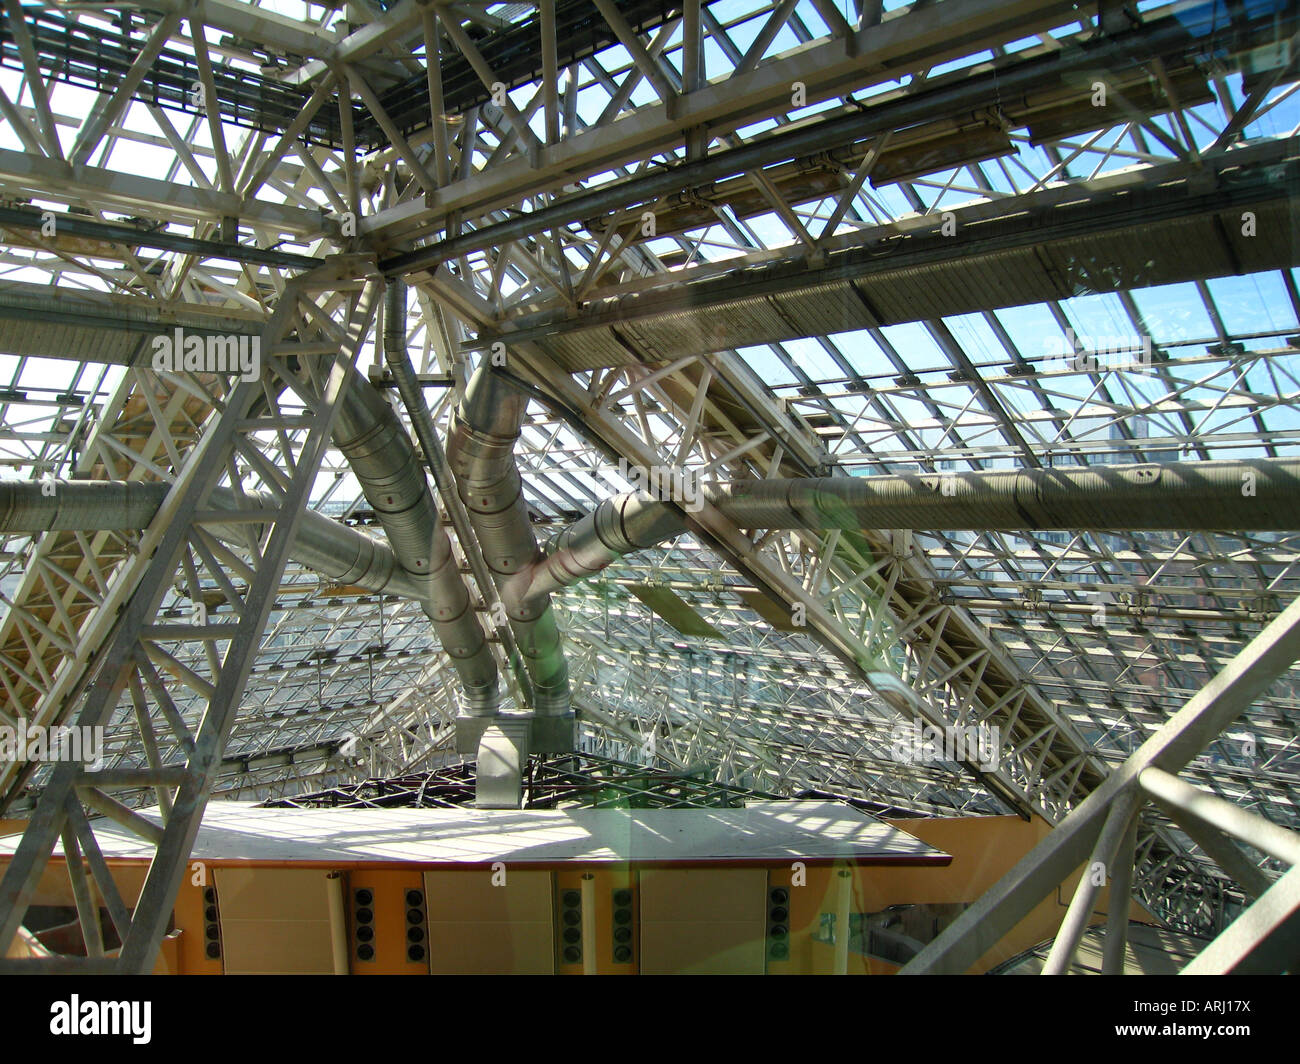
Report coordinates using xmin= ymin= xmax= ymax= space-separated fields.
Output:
xmin=241 ymin=496 xmax=425 ymax=602
xmin=448 ymin=367 xmax=571 ymax=717
xmin=536 ymin=493 xmax=687 ymax=599
xmin=0 ymin=479 xmax=166 ymax=534
xmin=327 ymin=364 xmax=500 ymax=715
xmin=3 ymin=359 xmax=504 ymax=716
xmin=528 ymin=458 xmax=1300 ymax=604
xmin=710 ymin=460 xmax=1300 ymax=532
xmin=0 ymin=479 xmax=427 ymax=601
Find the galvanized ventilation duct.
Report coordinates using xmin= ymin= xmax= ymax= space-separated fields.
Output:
xmin=0 ymin=356 xmax=504 ymax=715
xmin=381 ymin=280 xmax=534 ymax=708
xmin=447 ymin=367 xmax=570 ymax=717
xmin=0 ymin=479 xmax=426 ymax=601
xmin=322 ymin=363 xmax=500 ymax=716
xmin=0 ymin=479 xmax=166 ymax=535
xmin=527 ymin=458 xmax=1300 ymax=604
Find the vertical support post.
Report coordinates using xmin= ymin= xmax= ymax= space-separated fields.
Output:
xmin=581 ymin=872 xmax=597 ymax=975
xmin=683 ymin=0 xmax=705 ymax=158
xmin=326 ymin=871 xmax=349 ymax=975
xmin=61 ymin=826 xmax=103 ymax=958
xmin=540 ymin=0 xmax=560 ymax=146
xmin=422 ymin=5 xmax=451 ymax=188
xmin=833 ymin=866 xmax=852 ymax=975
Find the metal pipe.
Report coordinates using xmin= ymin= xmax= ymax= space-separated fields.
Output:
xmin=322 ymin=361 xmax=500 ymax=716
xmin=447 ymin=366 xmax=570 ymax=716
xmin=531 ymin=491 xmax=686 ymax=604
xmin=0 ymin=479 xmax=168 ymax=534
xmin=1040 ymin=790 xmax=1139 ymax=975
xmin=527 ymin=458 xmax=1300 ymax=604
xmin=325 ymin=871 xmax=349 ymax=975
xmin=0 ymin=479 xmax=427 ymax=601
xmin=382 ymin=280 xmax=533 ymax=706
xmin=903 ymin=592 xmax=1300 ymax=975
xmin=1180 ymin=863 xmax=1300 ymax=975
xmin=1139 ymin=766 xmax=1300 ymax=867
xmin=580 ymin=872 xmax=597 ymax=976
xmin=270 ymin=502 xmax=428 ymax=603
xmin=708 ymin=459 xmax=1300 ymax=532
xmin=0 ymin=362 xmax=507 ymax=716
xmin=1101 ymin=810 xmax=1138 ymax=975
xmin=1155 ymin=802 xmax=1274 ymax=902
xmin=931 ymin=599 xmax=1278 ymax=624
xmin=832 ymin=867 xmax=852 ymax=976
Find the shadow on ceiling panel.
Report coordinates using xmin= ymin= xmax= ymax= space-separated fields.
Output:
xmin=1023 ymin=70 xmax=1214 ymax=145
xmin=626 ymin=583 xmax=724 ymax=639
xmin=734 ymin=589 xmax=802 ymax=632
xmin=868 ymin=127 xmax=1014 ymax=188
xmin=1219 ymin=201 xmax=1298 ymax=275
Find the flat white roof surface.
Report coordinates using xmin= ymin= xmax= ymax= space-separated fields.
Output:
xmin=0 ymin=800 xmax=949 ymax=866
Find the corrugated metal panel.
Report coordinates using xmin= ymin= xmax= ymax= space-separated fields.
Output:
xmin=764 ymin=281 xmax=877 ymax=336
xmin=621 ymin=309 xmax=718 ymax=361
xmin=619 ymin=281 xmax=876 ymax=361
xmin=0 ymin=319 xmax=142 ymax=364
xmin=0 ymin=280 xmax=263 ymax=332
xmin=545 ymin=327 xmax=635 ymax=372
xmin=0 ymin=279 xmax=268 ymax=366
xmin=869 ymin=128 xmax=1014 ymax=187
xmin=1043 ymin=214 xmax=1237 ymax=297
xmin=857 ymin=246 xmax=1055 ymax=324
xmin=538 ymin=193 xmax=1300 ymax=369
xmin=704 ymin=294 xmax=793 ymax=346
xmin=1222 ymin=200 xmax=1296 ymax=273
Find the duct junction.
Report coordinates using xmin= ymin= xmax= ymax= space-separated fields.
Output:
xmin=527 ymin=457 xmax=1300 ymax=605
xmin=6 ymin=455 xmax=1295 ymax=648
xmin=5 ymin=379 xmax=1296 ymax=809
xmin=445 ymin=365 xmax=578 ymax=804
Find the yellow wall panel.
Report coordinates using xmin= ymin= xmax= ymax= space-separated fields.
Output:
xmin=346 ymin=869 xmax=429 ymax=974
xmin=424 ymin=869 xmax=553 ymax=974
xmin=639 ymin=868 xmax=766 ymax=974
xmin=214 ymin=867 xmax=334 ymax=974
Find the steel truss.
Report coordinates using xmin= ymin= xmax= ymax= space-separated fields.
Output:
xmin=263 ymin=751 xmax=791 ymax=811
xmin=0 ymin=259 xmax=380 ymax=971
xmin=901 ymin=592 xmax=1300 ymax=974
xmin=0 ymin=0 xmax=1296 ymax=954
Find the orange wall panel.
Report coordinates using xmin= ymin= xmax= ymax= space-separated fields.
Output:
xmin=0 ymin=813 xmax=1159 ymax=974
xmin=554 ymin=867 xmax=639 ymax=975
xmin=171 ymin=868 xmax=224 ymax=975
xmin=345 ymin=869 xmax=430 ymax=974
